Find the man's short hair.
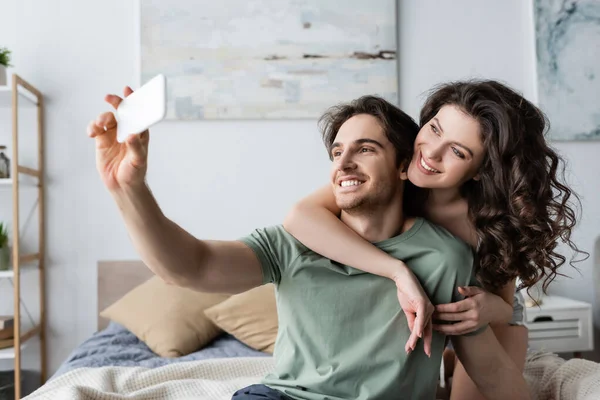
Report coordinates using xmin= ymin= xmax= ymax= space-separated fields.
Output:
xmin=319 ymin=95 xmax=420 ymax=167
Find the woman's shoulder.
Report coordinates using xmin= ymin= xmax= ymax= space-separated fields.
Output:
xmin=417 ymin=218 xmax=474 ymax=256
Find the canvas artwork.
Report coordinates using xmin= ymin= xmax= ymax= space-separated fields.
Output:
xmin=534 ymin=0 xmax=600 ymax=141
xmin=139 ymin=0 xmax=397 ymax=120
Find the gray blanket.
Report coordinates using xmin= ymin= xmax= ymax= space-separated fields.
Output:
xmin=51 ymin=322 xmax=269 ymax=379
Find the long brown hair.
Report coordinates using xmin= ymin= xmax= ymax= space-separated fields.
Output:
xmin=420 ymin=80 xmax=588 ymax=292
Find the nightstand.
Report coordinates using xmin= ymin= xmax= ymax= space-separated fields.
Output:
xmin=525 ymin=295 xmax=594 ymax=357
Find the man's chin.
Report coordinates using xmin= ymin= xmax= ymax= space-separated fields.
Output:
xmin=335 ymin=196 xmax=365 ymax=212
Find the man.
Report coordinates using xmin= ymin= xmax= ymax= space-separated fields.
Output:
xmin=87 ymin=90 xmax=530 ymax=400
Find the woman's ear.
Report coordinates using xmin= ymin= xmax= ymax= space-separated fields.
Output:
xmin=472 ymin=172 xmax=481 ymax=181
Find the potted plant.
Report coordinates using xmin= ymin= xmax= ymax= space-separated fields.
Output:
xmin=0 ymin=222 xmax=10 ymax=271
xmin=0 ymin=47 xmax=12 ymax=86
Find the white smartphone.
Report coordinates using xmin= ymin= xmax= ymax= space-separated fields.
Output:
xmin=116 ymin=74 xmax=167 ymax=143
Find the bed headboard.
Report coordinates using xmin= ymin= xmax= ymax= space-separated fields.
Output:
xmin=97 ymin=260 xmax=154 ymax=331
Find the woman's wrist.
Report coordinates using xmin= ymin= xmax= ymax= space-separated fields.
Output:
xmin=389 ymin=260 xmax=411 ymax=285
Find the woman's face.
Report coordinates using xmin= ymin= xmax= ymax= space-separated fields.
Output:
xmin=407 ymin=105 xmax=486 ymax=190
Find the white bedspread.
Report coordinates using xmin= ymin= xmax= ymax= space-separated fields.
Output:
xmin=24 ymin=357 xmax=275 ymax=400
xmin=524 ymin=351 xmax=600 ymax=400
xmin=24 ymin=351 xmax=600 ymax=400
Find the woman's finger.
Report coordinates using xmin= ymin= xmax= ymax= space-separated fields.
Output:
xmin=433 ymin=321 xmax=474 ymax=335
xmin=435 ymin=299 xmax=470 ymax=313
xmin=423 ymin=320 xmax=433 ymax=357
xmin=434 ymin=311 xmax=470 ymax=322
xmin=413 ymin=303 xmax=427 ymax=339
xmin=458 ymin=286 xmax=484 ymax=297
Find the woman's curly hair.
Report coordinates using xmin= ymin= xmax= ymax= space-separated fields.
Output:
xmin=420 ymin=80 xmax=588 ymax=292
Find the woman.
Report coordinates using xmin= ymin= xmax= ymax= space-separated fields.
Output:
xmin=283 ymin=80 xmax=586 ymax=399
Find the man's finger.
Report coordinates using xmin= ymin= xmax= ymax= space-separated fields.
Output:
xmin=433 ymin=311 xmax=470 ymax=322
xmin=125 ymin=134 xmax=147 ymax=169
xmin=432 ymin=321 xmax=473 ymax=335
xmin=95 ymin=112 xmax=117 ymax=131
xmin=435 ymin=299 xmax=470 ymax=313
xmin=139 ymin=130 xmax=150 ymax=144
xmin=105 ymin=93 xmax=124 ymax=110
xmin=87 ymin=120 xmax=103 ymax=138
xmin=124 ymin=86 xmax=134 ymax=97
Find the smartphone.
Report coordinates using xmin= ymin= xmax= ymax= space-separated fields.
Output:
xmin=116 ymin=74 xmax=167 ymax=143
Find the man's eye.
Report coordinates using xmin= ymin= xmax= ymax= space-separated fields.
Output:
xmin=360 ymin=147 xmax=373 ymax=153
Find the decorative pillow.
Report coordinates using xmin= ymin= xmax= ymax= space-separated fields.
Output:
xmin=204 ymin=284 xmax=278 ymax=354
xmin=100 ymin=275 xmax=230 ymax=357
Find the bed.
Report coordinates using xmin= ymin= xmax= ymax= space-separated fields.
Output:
xmin=23 ymin=261 xmax=600 ymax=400
xmin=51 ymin=261 xmax=270 ymax=379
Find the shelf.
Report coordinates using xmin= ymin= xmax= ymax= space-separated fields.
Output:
xmin=0 ymin=324 xmax=41 ymax=360
xmin=0 ymin=85 xmax=38 ymax=108
xmin=0 ymin=178 xmax=39 ymax=187
xmin=0 ymin=264 xmax=39 ymax=279
xmin=0 ymin=254 xmax=40 ymax=279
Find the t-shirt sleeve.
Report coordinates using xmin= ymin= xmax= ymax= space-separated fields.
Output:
xmin=238 ymin=225 xmax=292 ymax=285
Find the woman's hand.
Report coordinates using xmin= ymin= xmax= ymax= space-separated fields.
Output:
xmin=393 ymin=265 xmax=434 ymax=357
xmin=432 ymin=286 xmax=513 ymax=335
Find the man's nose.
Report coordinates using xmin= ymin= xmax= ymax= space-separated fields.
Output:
xmin=337 ymin=152 xmax=357 ymax=170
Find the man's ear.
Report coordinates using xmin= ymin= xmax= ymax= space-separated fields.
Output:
xmin=399 ymin=161 xmax=409 ymax=181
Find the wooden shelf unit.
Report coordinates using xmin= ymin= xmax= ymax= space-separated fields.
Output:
xmin=0 ymin=73 xmax=46 ymax=400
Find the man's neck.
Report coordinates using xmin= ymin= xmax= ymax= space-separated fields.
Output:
xmin=340 ymin=197 xmax=407 ymax=243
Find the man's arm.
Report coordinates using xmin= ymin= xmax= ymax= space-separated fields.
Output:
xmin=112 ymin=184 xmax=263 ymax=294
xmin=89 ymin=90 xmax=264 ymax=293
xmin=450 ymin=328 xmax=531 ymax=400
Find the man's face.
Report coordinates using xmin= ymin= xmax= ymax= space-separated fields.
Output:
xmin=329 ymin=114 xmax=405 ymax=212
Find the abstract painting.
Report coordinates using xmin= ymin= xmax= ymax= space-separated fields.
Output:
xmin=534 ymin=0 xmax=600 ymax=141
xmin=139 ymin=0 xmax=397 ymax=120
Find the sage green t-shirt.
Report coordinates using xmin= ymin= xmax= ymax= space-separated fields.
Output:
xmin=239 ymin=217 xmax=481 ymax=400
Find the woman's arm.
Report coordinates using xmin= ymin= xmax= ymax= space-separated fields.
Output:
xmin=283 ymin=184 xmax=435 ymax=355
xmin=440 ymin=279 xmax=528 ymax=399
xmin=433 ymin=279 xmax=517 ymax=335
xmin=283 ymin=184 xmax=407 ymax=281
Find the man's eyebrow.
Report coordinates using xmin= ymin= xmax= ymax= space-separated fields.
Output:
xmin=330 ymin=138 xmax=384 ymax=153
xmin=433 ymin=118 xmax=474 ymax=156
xmin=355 ymin=138 xmax=384 ymax=149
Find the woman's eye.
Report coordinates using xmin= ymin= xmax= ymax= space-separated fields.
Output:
xmin=452 ymin=147 xmax=465 ymax=159
xmin=430 ymin=124 xmax=439 ymax=134
xmin=332 ymin=151 xmax=341 ymax=157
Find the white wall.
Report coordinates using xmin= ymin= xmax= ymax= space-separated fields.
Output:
xmin=0 ymin=0 xmax=597 ymax=376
